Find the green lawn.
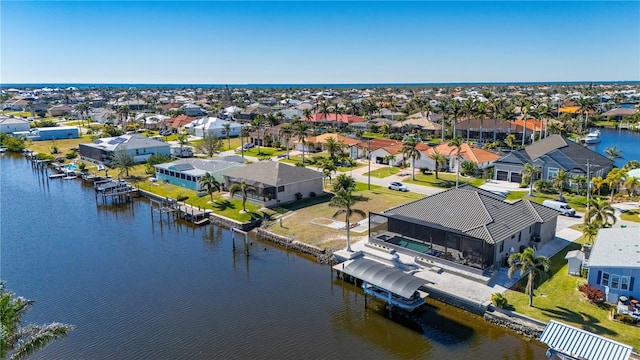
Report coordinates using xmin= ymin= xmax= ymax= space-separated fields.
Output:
xmin=362 ymin=132 xmax=386 ymax=139
xmin=279 ymin=154 xmax=365 ymax=172
xmin=404 ymin=172 xmax=486 ymax=188
xmin=506 ymin=191 xmax=529 ymax=201
xmin=363 ymin=166 xmax=400 ymax=178
xmin=242 ymin=147 xmax=286 ymax=157
xmin=138 ymin=181 xmax=271 ymax=222
xmin=620 ymin=209 xmax=640 ymax=223
xmin=503 ymin=234 xmax=640 ymax=350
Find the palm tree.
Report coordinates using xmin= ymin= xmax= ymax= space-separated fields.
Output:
xmin=585 ymin=198 xmax=616 ymax=226
xmin=293 ymin=121 xmax=310 ymax=164
xmin=577 ymin=97 xmax=598 ymax=133
xmin=523 ymin=163 xmax=541 ymax=196
xmin=582 ymin=221 xmax=600 ymax=244
xmin=222 ymin=123 xmax=232 ymax=150
xmin=329 ymin=189 xmax=367 ymax=252
xmin=324 ymin=136 xmax=344 ymax=162
xmin=604 ymin=145 xmax=623 ymax=162
xmin=177 ymin=130 xmax=189 ymax=155
xmin=239 ymin=126 xmax=250 ymax=159
xmin=536 ymin=103 xmax=554 ymax=139
xmin=110 ymin=148 xmax=135 ymax=178
xmin=518 ymin=98 xmax=532 ymax=147
xmin=508 ymin=247 xmax=550 ymax=307
xmin=333 ymin=174 xmax=356 ymax=193
xmin=319 ymin=101 xmax=331 ymax=122
xmin=302 ymin=108 xmax=313 ymax=123
xmin=489 ymin=97 xmax=505 ymax=142
xmin=1 ymin=281 xmax=74 ymax=360
xmin=279 ymin=124 xmax=293 ymax=159
xmin=591 ymin=176 xmax=606 ymax=196
xmin=117 ymin=105 xmax=130 ymax=130
xmin=319 ymin=158 xmax=337 ymax=184
xmin=449 ymin=99 xmax=461 ymax=138
xmin=200 ymin=172 xmax=221 ymax=202
xmin=429 ymin=150 xmax=447 ymax=179
xmin=447 ymin=136 xmax=463 ymax=188
xmin=402 ymin=137 xmax=421 ymax=181
xmin=505 ymin=134 xmax=516 ymax=150
xmin=333 ymin=104 xmax=343 ymax=123
xmin=475 ymin=101 xmax=488 ymax=144
xmin=462 ymin=98 xmax=476 ymax=142
xmin=252 ymin=114 xmax=266 ymax=154
xmin=552 ymin=170 xmax=570 ymax=201
xmin=624 ymin=176 xmax=639 ymax=198
xmin=229 ymin=180 xmax=257 ymax=213
xmin=383 ymin=154 xmax=396 ymax=173
xmin=436 ymin=100 xmax=449 ymax=142
xmin=606 ymin=168 xmax=624 ymax=201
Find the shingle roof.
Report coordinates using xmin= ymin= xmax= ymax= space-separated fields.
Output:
xmin=223 ymin=161 xmax=324 ymax=186
xmin=383 ymin=185 xmax=557 ymax=244
xmin=587 ymin=227 xmax=640 ymax=268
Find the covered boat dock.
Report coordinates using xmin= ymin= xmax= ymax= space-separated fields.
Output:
xmin=539 ymin=320 xmax=632 ymax=360
xmin=334 ymin=258 xmax=428 ymax=312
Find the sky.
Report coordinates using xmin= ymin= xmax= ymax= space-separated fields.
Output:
xmin=1 ymin=1 xmax=639 ymax=84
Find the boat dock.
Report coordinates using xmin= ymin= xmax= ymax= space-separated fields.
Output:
xmin=94 ymin=179 xmax=137 ymax=203
xmin=148 ymin=196 xmax=211 ymax=225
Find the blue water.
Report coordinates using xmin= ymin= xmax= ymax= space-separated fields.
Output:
xmin=585 ymin=128 xmax=640 ymax=168
xmin=2 ymin=81 xmax=639 ymax=89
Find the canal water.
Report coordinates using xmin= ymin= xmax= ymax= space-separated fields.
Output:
xmin=586 ymin=128 xmax=640 ymax=168
xmin=1 ymin=154 xmax=545 ymax=359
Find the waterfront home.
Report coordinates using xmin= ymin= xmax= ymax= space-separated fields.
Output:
xmin=222 ymin=162 xmax=324 ymax=207
xmin=416 ymin=142 xmax=500 ymax=173
xmin=185 ymin=117 xmax=243 ymax=138
xmin=368 ymin=185 xmax=559 ymax=275
xmin=586 ymin=227 xmax=639 ymax=303
xmin=12 ymin=126 xmax=79 ymax=141
xmin=0 ymin=116 xmax=30 ymax=133
xmin=155 ymin=159 xmax=244 ymax=191
xmin=602 ymin=107 xmax=638 ymax=121
xmin=79 ymin=134 xmax=170 ymax=164
xmin=492 ymin=135 xmax=612 ymax=184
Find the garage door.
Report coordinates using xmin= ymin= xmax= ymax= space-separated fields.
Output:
xmin=496 ymin=170 xmax=508 ymax=181
xmin=510 ymin=173 xmax=522 ymax=183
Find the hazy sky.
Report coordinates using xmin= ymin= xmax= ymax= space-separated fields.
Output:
xmin=2 ymin=1 xmax=639 ymax=84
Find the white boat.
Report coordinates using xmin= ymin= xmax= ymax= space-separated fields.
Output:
xmin=0 ymin=147 xmax=7 ymax=153
xmin=582 ymin=129 xmax=601 ymax=144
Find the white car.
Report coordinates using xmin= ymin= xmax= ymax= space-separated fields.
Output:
xmin=388 ymin=181 xmax=408 ymax=192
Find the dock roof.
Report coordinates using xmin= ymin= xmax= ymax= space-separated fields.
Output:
xmin=342 ymin=258 xmax=425 ymax=299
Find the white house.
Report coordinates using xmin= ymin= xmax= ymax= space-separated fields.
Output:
xmin=0 ymin=117 xmax=30 ymax=134
xmin=185 ymin=117 xmax=243 ymax=138
xmin=79 ymin=134 xmax=171 ymax=164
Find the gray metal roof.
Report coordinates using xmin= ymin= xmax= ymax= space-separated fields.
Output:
xmin=384 ymin=185 xmax=558 ymax=244
xmin=222 ymin=161 xmax=324 ymax=186
xmin=342 ymin=259 xmax=425 ymax=299
xmin=540 ymin=320 xmax=632 ymax=360
xmin=587 ymin=227 xmax=640 ymax=268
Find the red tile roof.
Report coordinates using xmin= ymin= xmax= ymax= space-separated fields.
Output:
xmin=307 ymin=113 xmax=365 ymax=124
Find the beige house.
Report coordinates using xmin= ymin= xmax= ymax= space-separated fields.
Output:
xmin=222 ymin=162 xmax=324 ymax=207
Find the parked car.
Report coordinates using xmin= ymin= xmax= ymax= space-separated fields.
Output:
xmin=542 ymin=200 xmax=576 ymax=216
xmin=388 ymin=181 xmax=408 ymax=192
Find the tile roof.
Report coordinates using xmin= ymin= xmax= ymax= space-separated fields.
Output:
xmin=223 ymin=161 xmax=324 ymax=187
xmin=423 ymin=143 xmax=501 ymax=164
xmin=383 ymin=185 xmax=557 ymax=244
xmin=308 ymin=113 xmax=365 ymax=123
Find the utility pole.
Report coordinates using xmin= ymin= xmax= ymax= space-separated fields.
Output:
xmin=586 ymin=159 xmax=591 ymax=223
xmin=368 ymin=139 xmax=372 ymax=190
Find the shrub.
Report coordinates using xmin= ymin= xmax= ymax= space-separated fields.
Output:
xmin=614 ymin=313 xmax=636 ymax=324
xmin=535 ymin=180 xmax=554 ymax=193
xmin=294 ymin=192 xmax=303 ymax=201
xmin=491 ymin=293 xmax=509 ymax=309
xmin=309 ymin=192 xmax=316 ymax=198
xmin=65 ymin=149 xmax=78 ymax=160
xmin=579 ymin=284 xmax=605 ymax=304
xmin=176 ymin=195 xmax=189 ymax=202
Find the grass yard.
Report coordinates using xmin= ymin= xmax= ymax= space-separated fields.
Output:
xmin=265 ymin=182 xmax=423 ymax=249
xmin=241 ymin=147 xmax=286 ymax=157
xmin=503 ymin=235 xmax=639 ymax=350
xmin=25 ymin=137 xmax=91 ymax=155
xmin=620 ymin=209 xmax=640 ymax=223
xmin=138 ymin=181 xmax=272 ymax=222
xmin=363 ymin=166 xmax=400 ymax=178
xmin=505 ymin=191 xmax=529 ymax=201
xmin=404 ymin=172 xmax=486 ymax=188
xmin=279 ymin=154 xmax=365 ymax=172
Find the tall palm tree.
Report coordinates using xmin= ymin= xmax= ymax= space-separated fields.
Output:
xmin=279 ymin=123 xmax=293 ymax=159
xmin=462 ymin=98 xmax=476 ymax=142
xmin=333 ymin=104 xmax=343 ymax=123
xmin=117 ymin=105 xmax=130 ymax=130
xmin=552 ymin=170 xmax=570 ymax=201
xmin=302 ymin=108 xmax=313 ymax=124
xmin=177 ymin=130 xmax=189 ymax=155
xmin=536 ymin=102 xmax=554 ymax=139
xmin=402 ymin=137 xmax=421 ymax=180
xmin=1 ymin=281 xmax=74 ymax=360
xmin=582 ymin=221 xmax=600 ymax=244
xmin=577 ymin=97 xmax=598 ymax=133
xmin=319 ymin=158 xmax=337 ymax=184
xmin=606 ymin=168 xmax=624 ymax=201
xmin=229 ymin=180 xmax=257 ymax=212
xmin=508 ymin=247 xmax=550 ymax=307
xmin=239 ymin=126 xmax=250 ymax=159
xmin=488 ymin=97 xmax=504 ymax=142
xmin=293 ymin=121 xmax=310 ymax=164
xmin=251 ymin=114 xmax=266 ymax=154
xmin=475 ymin=101 xmax=488 ymax=144
xmin=585 ymin=198 xmax=616 ymax=226
xmin=222 ymin=123 xmax=232 ymax=150
xmin=200 ymin=172 xmax=221 ymax=202
xmin=523 ymin=163 xmax=541 ymax=196
xmin=319 ymin=101 xmax=331 ymax=122
xmin=429 ymin=150 xmax=447 ymax=179
xmin=449 ymin=99 xmax=461 ymax=138
xmin=518 ymin=98 xmax=532 ymax=147
xmin=447 ymin=136 xmax=463 ymax=188
xmin=604 ymin=145 xmax=623 ymax=162
xmin=329 ymin=189 xmax=367 ymax=253
xmin=436 ymin=100 xmax=449 ymax=142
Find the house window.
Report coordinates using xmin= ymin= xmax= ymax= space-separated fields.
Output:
xmin=499 ymin=242 xmax=504 ymax=253
xmin=611 ymin=274 xmax=620 ymax=289
xmin=136 ymin=149 xmax=140 ymax=155
xmin=602 ymin=272 xmax=610 ymax=287
xmin=621 ymin=276 xmax=630 ymax=291
xmin=518 ymin=233 xmax=521 ymax=242
xmin=547 ymin=167 xmax=559 ymax=181
xmin=278 ymin=186 xmax=285 ymax=192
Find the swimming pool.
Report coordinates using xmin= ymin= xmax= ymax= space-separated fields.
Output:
xmin=63 ymin=163 xmax=79 ymax=171
xmin=384 ymin=235 xmax=431 ymax=254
